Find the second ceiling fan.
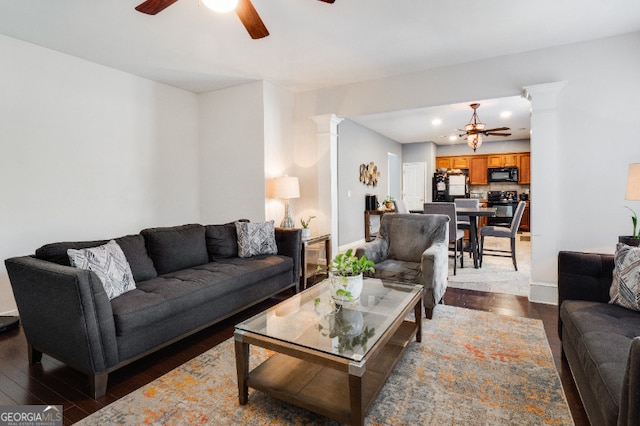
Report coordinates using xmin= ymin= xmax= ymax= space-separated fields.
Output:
xmin=135 ymin=0 xmax=336 ymax=39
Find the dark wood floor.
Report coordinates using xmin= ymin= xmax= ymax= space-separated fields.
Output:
xmin=0 ymin=287 xmax=588 ymax=425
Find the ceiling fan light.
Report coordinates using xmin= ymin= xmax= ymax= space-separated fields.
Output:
xmin=467 ymin=134 xmax=482 ymax=152
xmin=202 ymin=0 xmax=239 ymax=13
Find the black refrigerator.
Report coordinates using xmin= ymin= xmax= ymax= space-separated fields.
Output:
xmin=432 ymin=169 xmax=469 ymax=202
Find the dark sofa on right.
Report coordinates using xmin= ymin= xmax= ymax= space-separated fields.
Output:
xmin=558 ymin=250 xmax=640 ymax=426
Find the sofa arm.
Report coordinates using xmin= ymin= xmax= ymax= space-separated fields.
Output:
xmin=619 ymin=336 xmax=640 ymax=426
xmin=421 ymin=241 xmax=449 ymax=301
xmin=557 ymin=251 xmax=615 ymax=339
xmin=5 ymin=256 xmax=118 ymax=374
xmin=355 ymin=238 xmax=388 ymax=265
xmin=275 ymin=228 xmax=302 ymax=287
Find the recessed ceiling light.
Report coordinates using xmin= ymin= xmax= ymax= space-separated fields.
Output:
xmin=449 ymin=135 xmax=457 ymax=141
xmin=432 ymin=118 xmax=442 ymax=126
xmin=500 ymin=111 xmax=512 ymax=118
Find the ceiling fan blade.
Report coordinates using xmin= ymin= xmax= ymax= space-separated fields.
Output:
xmin=236 ymin=0 xmax=269 ymax=39
xmin=484 ymin=127 xmax=510 ymax=132
xmin=317 ymin=0 xmax=336 ymax=3
xmin=485 ymin=132 xmax=512 ymax=137
xmin=135 ymin=0 xmax=179 ymax=15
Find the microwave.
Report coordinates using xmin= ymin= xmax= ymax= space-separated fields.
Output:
xmin=488 ymin=167 xmax=518 ymax=182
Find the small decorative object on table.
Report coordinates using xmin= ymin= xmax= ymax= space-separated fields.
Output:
xmin=300 ymin=215 xmax=316 ymax=240
xmin=383 ymin=196 xmax=395 ymax=210
xmin=328 ymin=249 xmax=375 ymax=303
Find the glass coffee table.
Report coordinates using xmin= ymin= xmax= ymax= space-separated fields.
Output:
xmin=234 ymin=278 xmax=422 ymax=426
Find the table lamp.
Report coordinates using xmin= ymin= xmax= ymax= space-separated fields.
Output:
xmin=626 ymin=163 xmax=640 ymax=201
xmin=272 ymin=176 xmax=300 ymax=228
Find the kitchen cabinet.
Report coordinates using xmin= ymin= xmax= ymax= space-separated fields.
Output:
xmin=469 ymin=156 xmax=488 ymax=185
xmin=451 ymin=156 xmax=469 ymax=169
xmin=519 ymin=201 xmax=530 ymax=231
xmin=518 ymin=153 xmax=531 ymax=184
xmin=488 ymin=153 xmax=518 ymax=167
xmin=436 ymin=157 xmax=452 ymax=169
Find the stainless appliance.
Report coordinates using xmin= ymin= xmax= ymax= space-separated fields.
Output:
xmin=487 ymin=190 xmax=518 ymax=226
xmin=432 ymin=169 xmax=469 ymax=202
xmin=488 ymin=167 xmax=518 ymax=183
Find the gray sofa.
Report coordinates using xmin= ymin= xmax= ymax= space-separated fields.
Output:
xmin=558 ymin=250 xmax=640 ymax=426
xmin=5 ymin=222 xmax=300 ymax=399
xmin=355 ymin=213 xmax=449 ymax=319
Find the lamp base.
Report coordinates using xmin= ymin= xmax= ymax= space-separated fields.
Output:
xmin=280 ymin=198 xmax=295 ymax=228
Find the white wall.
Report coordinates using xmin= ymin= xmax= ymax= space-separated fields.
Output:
xmin=337 ymin=119 xmax=402 ymax=246
xmin=199 ymin=82 xmax=266 ymax=224
xmin=295 ymin=31 xmax=640 ymax=303
xmin=0 ymin=34 xmax=200 ymax=314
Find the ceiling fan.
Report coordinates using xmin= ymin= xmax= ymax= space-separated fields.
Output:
xmin=135 ymin=0 xmax=336 ymax=40
xmin=458 ymin=103 xmax=511 ymax=151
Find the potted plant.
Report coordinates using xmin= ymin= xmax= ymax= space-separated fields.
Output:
xmin=328 ymin=249 xmax=375 ymax=303
xmin=300 ymin=215 xmax=316 ymax=239
xmin=620 ymin=207 xmax=640 ymax=246
xmin=383 ymin=196 xmax=395 ymax=210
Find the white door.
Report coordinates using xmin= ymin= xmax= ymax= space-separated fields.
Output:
xmin=403 ymin=162 xmax=426 ymax=211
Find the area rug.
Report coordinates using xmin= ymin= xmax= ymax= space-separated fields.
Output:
xmin=447 ymin=234 xmax=532 ymax=297
xmin=76 ymin=305 xmax=573 ymax=425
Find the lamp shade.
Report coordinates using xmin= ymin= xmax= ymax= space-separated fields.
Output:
xmin=626 ymin=163 xmax=640 ymax=200
xmin=271 ymin=176 xmax=300 ymax=199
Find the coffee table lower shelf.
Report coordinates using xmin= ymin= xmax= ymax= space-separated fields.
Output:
xmin=240 ymin=320 xmax=418 ymax=425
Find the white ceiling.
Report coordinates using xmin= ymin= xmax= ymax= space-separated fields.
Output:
xmin=2 ymin=0 xmax=639 ymax=144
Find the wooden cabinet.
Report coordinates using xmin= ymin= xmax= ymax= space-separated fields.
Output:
xmin=469 ymin=156 xmax=488 ymax=185
xmin=488 ymin=153 xmax=518 ymax=167
xmin=435 ymin=152 xmax=529 ymax=185
xmin=436 ymin=157 xmax=452 ymax=169
xmin=487 ymin=155 xmax=503 ymax=168
xmin=519 ymin=201 xmax=530 ymax=231
xmin=451 ymin=156 xmax=469 ymax=169
xmin=518 ymin=153 xmax=531 ymax=184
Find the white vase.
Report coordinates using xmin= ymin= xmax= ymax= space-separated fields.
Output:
xmin=301 ymin=228 xmax=311 ymax=239
xmin=329 ymin=272 xmax=363 ymax=303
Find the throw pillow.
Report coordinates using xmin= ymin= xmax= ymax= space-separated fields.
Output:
xmin=235 ymin=220 xmax=278 ymax=258
xmin=610 ymin=243 xmax=640 ymax=311
xmin=68 ymin=240 xmax=136 ymax=300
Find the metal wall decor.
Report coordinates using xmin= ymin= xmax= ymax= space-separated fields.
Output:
xmin=359 ymin=162 xmax=380 ymax=186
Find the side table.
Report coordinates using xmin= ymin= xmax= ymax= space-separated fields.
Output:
xmin=300 ymin=233 xmax=331 ymax=290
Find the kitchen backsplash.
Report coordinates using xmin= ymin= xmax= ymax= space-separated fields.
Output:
xmin=470 ymin=183 xmax=531 ymax=200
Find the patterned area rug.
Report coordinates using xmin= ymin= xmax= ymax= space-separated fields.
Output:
xmin=76 ymin=305 xmax=573 ymax=425
xmin=448 ymin=234 xmax=532 ymax=297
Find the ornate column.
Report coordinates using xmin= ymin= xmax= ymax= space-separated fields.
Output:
xmin=311 ymin=114 xmax=344 ymax=257
xmin=522 ymin=81 xmax=567 ymax=303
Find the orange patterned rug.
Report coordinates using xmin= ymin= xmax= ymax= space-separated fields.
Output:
xmin=76 ymin=305 xmax=573 ymax=425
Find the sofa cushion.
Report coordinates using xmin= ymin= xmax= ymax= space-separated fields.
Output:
xmin=235 ymin=220 xmax=278 ymax=258
xmin=110 ymin=255 xmax=293 ymax=334
xmin=610 ymin=243 xmax=640 ymax=311
xmin=141 ymin=224 xmax=208 ymax=275
xmin=68 ymin=240 xmax=136 ymax=300
xmin=35 ymin=234 xmax=157 ymax=282
xmin=205 ymin=219 xmax=249 ymax=260
xmin=560 ymin=300 xmax=640 ymax=420
xmin=369 ymin=259 xmax=421 ymax=284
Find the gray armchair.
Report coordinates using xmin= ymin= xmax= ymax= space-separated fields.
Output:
xmin=355 ymin=213 xmax=449 ymax=319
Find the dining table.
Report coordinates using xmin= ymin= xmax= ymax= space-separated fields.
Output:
xmin=455 ymin=206 xmax=497 ymax=268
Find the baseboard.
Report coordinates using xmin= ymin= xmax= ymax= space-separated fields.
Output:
xmin=529 ymin=282 xmax=558 ymax=305
xmin=338 ymin=239 xmax=367 ymax=254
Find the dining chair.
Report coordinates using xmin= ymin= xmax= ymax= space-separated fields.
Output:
xmin=423 ymin=202 xmax=464 ymax=275
xmin=454 ymin=198 xmax=479 ymax=258
xmin=393 ymin=199 xmax=409 ymax=213
xmin=479 ymin=201 xmax=527 ymax=271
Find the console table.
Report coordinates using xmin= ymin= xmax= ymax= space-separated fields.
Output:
xmin=300 ymin=233 xmax=331 ymax=290
xmin=364 ymin=210 xmax=394 ymax=241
